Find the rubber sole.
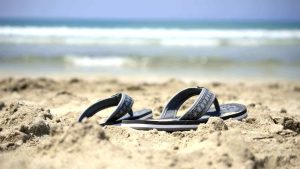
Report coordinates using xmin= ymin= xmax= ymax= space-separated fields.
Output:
xmin=120 ymin=103 xmax=247 ymax=131
xmin=121 ymin=112 xmax=247 ymax=131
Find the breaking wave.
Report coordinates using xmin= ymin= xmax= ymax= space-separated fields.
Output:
xmin=1 ymin=26 xmax=300 ymax=47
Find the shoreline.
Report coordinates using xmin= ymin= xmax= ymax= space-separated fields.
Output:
xmin=1 ymin=73 xmax=299 ymax=84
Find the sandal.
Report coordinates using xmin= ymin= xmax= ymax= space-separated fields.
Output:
xmin=78 ymin=93 xmax=152 ymax=125
xmin=121 ymin=87 xmax=247 ymax=131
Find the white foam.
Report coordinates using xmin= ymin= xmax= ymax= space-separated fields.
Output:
xmin=0 ymin=26 xmax=300 ymax=46
xmin=65 ymin=55 xmax=125 ymax=67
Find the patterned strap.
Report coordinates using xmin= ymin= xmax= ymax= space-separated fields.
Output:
xmin=160 ymin=87 xmax=220 ymax=120
xmin=78 ymin=93 xmax=134 ymax=123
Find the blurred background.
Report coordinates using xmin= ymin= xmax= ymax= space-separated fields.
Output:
xmin=0 ymin=0 xmax=300 ymax=79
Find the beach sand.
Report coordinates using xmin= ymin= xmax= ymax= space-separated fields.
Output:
xmin=0 ymin=76 xmax=299 ymax=169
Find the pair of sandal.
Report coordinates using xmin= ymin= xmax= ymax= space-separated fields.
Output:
xmin=78 ymin=87 xmax=247 ymax=131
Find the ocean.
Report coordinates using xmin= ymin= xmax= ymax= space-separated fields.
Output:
xmin=0 ymin=19 xmax=300 ymax=79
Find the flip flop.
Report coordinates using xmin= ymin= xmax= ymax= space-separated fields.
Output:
xmin=121 ymin=87 xmax=247 ymax=131
xmin=78 ymin=93 xmax=153 ymax=125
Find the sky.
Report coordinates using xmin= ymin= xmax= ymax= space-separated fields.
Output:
xmin=0 ymin=0 xmax=300 ymax=21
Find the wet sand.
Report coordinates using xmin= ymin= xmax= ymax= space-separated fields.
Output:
xmin=0 ymin=76 xmax=299 ymax=169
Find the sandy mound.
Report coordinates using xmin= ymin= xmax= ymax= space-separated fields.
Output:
xmin=0 ymin=101 xmax=54 ymax=151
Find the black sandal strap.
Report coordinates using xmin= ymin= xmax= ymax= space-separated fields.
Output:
xmin=78 ymin=93 xmax=134 ymax=123
xmin=160 ymin=87 xmax=219 ymax=120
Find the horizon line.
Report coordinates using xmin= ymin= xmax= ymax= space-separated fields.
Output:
xmin=0 ymin=17 xmax=300 ymax=23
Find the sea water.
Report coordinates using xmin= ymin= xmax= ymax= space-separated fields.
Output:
xmin=0 ymin=19 xmax=299 ymax=79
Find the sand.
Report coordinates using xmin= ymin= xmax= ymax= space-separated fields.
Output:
xmin=0 ymin=76 xmax=299 ymax=169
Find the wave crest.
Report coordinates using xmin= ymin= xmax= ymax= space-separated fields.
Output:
xmin=1 ymin=26 xmax=300 ymax=46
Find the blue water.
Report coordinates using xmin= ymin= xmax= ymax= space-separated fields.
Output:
xmin=1 ymin=18 xmax=300 ymax=29
xmin=0 ymin=19 xmax=300 ymax=79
